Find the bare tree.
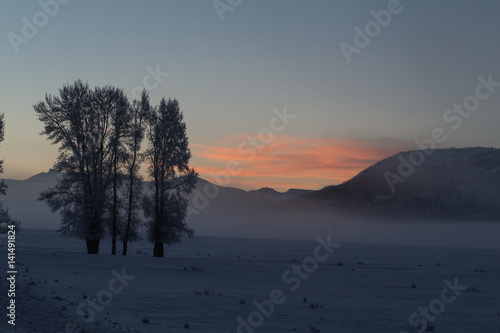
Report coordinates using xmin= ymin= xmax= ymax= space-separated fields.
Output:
xmin=121 ymin=90 xmax=150 ymax=255
xmin=0 ymin=113 xmax=6 ymax=196
xmin=143 ymin=98 xmax=197 ymax=257
xmin=105 ymin=87 xmax=130 ymax=255
xmin=0 ymin=113 xmax=20 ymax=233
xmin=35 ymin=81 xmax=128 ymax=254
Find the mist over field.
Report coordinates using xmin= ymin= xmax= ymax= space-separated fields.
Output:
xmin=4 ymin=170 xmax=500 ymax=249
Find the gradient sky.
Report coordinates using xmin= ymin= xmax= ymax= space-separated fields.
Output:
xmin=1 ymin=0 xmax=500 ymax=191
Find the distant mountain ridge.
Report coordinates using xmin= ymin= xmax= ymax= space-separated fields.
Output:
xmin=308 ymin=147 xmax=500 ymax=220
xmin=248 ymin=187 xmax=314 ymax=201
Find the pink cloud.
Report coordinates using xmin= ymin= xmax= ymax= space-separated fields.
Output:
xmin=191 ymin=135 xmax=405 ymax=191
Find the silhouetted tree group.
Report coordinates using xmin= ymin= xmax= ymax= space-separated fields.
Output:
xmin=0 ymin=113 xmax=21 ymax=233
xmin=34 ymin=80 xmax=197 ymax=256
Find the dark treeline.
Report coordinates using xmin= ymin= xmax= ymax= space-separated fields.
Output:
xmin=34 ymin=80 xmax=197 ymax=257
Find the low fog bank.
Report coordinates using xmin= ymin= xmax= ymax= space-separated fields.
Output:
xmin=8 ymin=202 xmax=500 ymax=250
xmin=189 ymin=211 xmax=500 ymax=250
xmin=3 ymin=174 xmax=500 ymax=250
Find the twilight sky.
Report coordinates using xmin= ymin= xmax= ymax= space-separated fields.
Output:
xmin=1 ymin=0 xmax=500 ymax=191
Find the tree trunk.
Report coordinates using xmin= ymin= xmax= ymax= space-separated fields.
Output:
xmin=86 ymin=238 xmax=100 ymax=254
xmin=111 ymin=155 xmax=118 ymax=255
xmin=111 ymin=226 xmax=117 ymax=255
xmin=122 ymin=239 xmax=128 ymax=256
xmin=153 ymin=242 xmax=164 ymax=257
xmin=123 ymin=170 xmax=135 ymax=257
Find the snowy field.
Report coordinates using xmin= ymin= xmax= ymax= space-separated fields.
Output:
xmin=1 ymin=229 xmax=500 ymax=333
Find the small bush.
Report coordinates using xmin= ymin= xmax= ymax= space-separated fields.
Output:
xmin=468 ymin=285 xmax=480 ymax=292
xmin=308 ymin=302 xmax=325 ymax=309
xmin=406 ymin=321 xmax=435 ymax=332
xmin=195 ymin=288 xmax=222 ymax=296
xmin=307 ymin=325 xmax=320 ymax=333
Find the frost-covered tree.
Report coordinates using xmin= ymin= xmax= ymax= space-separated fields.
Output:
xmin=0 ymin=113 xmax=21 ymax=233
xmin=0 ymin=205 xmax=21 ymax=233
xmin=121 ymin=90 xmax=150 ymax=256
xmin=0 ymin=114 xmax=6 ymax=197
xmin=106 ymin=87 xmax=130 ymax=255
xmin=35 ymin=81 xmax=129 ymax=254
xmin=143 ymin=98 xmax=197 ymax=257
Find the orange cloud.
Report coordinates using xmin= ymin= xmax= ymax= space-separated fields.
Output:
xmin=191 ymin=135 xmax=405 ymax=191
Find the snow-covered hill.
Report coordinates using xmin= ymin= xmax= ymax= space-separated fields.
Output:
xmin=309 ymin=147 xmax=500 ymax=220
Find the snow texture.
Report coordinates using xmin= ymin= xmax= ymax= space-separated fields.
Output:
xmin=1 ymin=229 xmax=499 ymax=332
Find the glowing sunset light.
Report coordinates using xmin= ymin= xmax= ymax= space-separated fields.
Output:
xmin=191 ymin=135 xmax=404 ymax=191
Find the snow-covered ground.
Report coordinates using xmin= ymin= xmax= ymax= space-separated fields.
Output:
xmin=1 ymin=229 xmax=499 ymax=333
